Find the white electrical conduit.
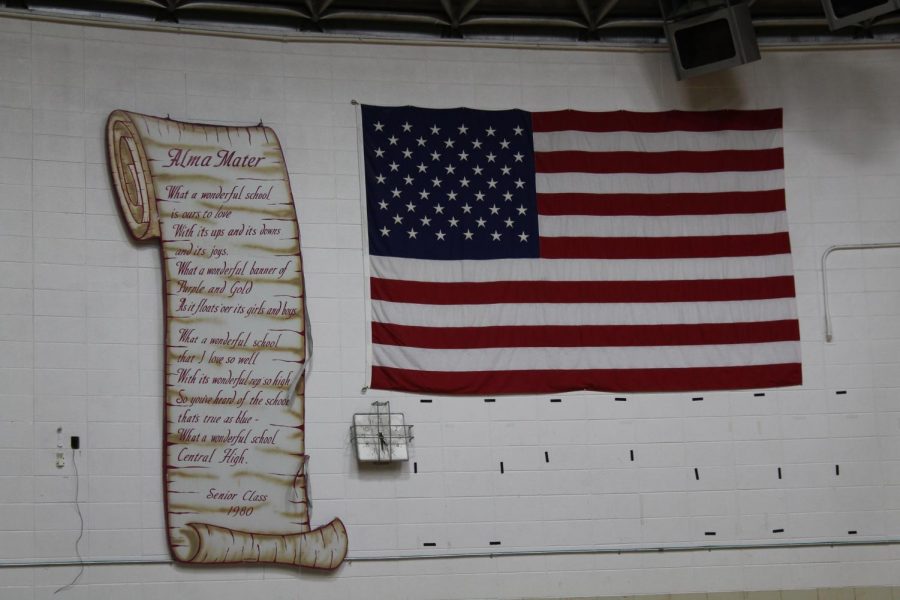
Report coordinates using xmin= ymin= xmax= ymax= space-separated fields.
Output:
xmin=3 ymin=538 xmax=900 ymax=568
xmin=822 ymin=242 xmax=900 ymax=342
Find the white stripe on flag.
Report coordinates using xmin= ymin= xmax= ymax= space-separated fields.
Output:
xmin=373 ymin=341 xmax=801 ymax=371
xmin=533 ymin=129 xmax=783 ymax=153
xmin=371 ymin=298 xmax=798 ymax=328
xmin=538 ymin=212 xmax=789 ymax=238
xmin=535 ymin=170 xmax=784 ymax=195
xmin=370 ymin=255 xmax=796 ymax=283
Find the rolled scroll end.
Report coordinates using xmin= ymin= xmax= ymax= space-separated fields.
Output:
xmin=301 ymin=518 xmax=348 ymax=570
xmin=106 ymin=110 xmax=160 ymax=241
xmin=178 ymin=523 xmax=203 ymax=564
xmin=178 ymin=519 xmax=349 ymax=570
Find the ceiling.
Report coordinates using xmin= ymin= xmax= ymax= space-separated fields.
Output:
xmin=3 ymin=0 xmax=900 ymax=45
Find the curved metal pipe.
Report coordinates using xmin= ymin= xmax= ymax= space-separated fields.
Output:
xmin=460 ymin=15 xmax=587 ymax=29
xmin=178 ymin=2 xmax=310 ymax=19
xmin=822 ymin=242 xmax=900 ymax=342
xmin=319 ymin=10 xmax=450 ymax=26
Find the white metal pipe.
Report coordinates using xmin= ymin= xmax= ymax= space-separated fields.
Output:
xmin=821 ymin=242 xmax=900 ymax=342
xmin=2 ymin=538 xmax=900 ymax=568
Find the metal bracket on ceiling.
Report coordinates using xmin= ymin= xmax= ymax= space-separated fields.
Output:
xmin=439 ymin=0 xmax=481 ymax=38
xmin=575 ymin=0 xmax=621 ymax=40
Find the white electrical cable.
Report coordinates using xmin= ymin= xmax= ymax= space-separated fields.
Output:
xmin=54 ymin=449 xmax=84 ymax=594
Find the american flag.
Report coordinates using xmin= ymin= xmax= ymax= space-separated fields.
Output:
xmin=360 ymin=105 xmax=801 ymax=395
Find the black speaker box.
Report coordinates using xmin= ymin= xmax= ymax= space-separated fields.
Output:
xmin=821 ymin=0 xmax=900 ymax=30
xmin=664 ymin=3 xmax=760 ymax=80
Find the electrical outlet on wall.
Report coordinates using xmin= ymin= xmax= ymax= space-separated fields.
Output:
xmin=56 ymin=426 xmax=65 ymax=467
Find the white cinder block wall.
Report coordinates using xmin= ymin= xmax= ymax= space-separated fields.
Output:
xmin=1 ymin=14 xmax=900 ymax=600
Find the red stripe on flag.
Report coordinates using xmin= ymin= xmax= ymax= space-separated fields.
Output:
xmin=540 ymin=232 xmax=791 ymax=259
xmin=534 ymin=149 xmax=784 ymax=174
xmin=371 ymin=363 xmax=802 ymax=394
xmin=372 ymin=320 xmax=801 ymax=349
xmin=531 ymin=109 xmax=783 ymax=133
xmin=371 ymin=276 xmax=796 ymax=305
xmin=537 ymin=190 xmax=786 ymax=216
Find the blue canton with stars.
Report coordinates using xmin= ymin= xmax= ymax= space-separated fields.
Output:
xmin=362 ymin=105 xmax=540 ymax=260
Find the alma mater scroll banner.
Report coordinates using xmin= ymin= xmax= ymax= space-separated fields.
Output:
xmin=106 ymin=111 xmax=347 ymax=569
xmin=360 ymin=105 xmax=802 ymax=395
